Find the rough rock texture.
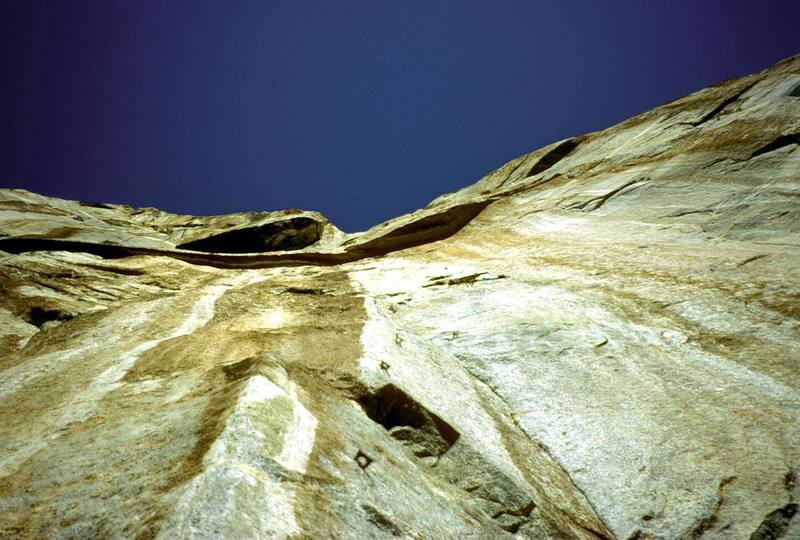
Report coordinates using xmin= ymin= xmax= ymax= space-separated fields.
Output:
xmin=1 ymin=55 xmax=799 ymax=539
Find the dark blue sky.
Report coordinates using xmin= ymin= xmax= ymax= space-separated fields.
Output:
xmin=3 ymin=1 xmax=799 ymax=231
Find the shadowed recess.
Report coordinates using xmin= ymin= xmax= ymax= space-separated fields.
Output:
xmin=525 ymin=138 xmax=583 ymax=178
xmin=176 ymin=217 xmax=324 ymax=253
xmin=358 ymin=384 xmax=460 ymax=459
xmin=749 ymin=133 xmax=800 ymax=158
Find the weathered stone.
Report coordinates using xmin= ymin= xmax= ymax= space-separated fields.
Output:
xmin=1 ymin=54 xmax=798 ymax=538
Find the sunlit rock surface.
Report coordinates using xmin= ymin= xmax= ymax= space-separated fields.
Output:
xmin=1 ymin=55 xmax=799 ymax=539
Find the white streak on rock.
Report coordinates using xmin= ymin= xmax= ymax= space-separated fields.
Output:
xmin=59 ymin=271 xmax=269 ymax=426
xmin=155 ymin=464 xmax=300 ymax=539
xmin=275 ymin=381 xmax=318 ymax=474
xmin=0 ymin=272 xmax=269 ymax=479
xmin=241 ymin=373 xmax=285 ymax=403
xmin=161 ymin=372 xmax=317 ymax=538
xmin=58 ymin=283 xmax=229 ymax=427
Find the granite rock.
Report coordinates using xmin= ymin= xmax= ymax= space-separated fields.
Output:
xmin=1 ymin=55 xmax=799 ymax=539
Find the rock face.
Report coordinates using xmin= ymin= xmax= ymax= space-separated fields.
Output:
xmin=1 ymin=55 xmax=799 ymax=539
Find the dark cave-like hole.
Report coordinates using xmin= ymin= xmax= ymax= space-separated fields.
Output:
xmin=358 ymin=384 xmax=460 ymax=455
xmin=360 ymin=384 xmax=428 ymax=430
xmin=525 ymin=138 xmax=582 ymax=178
xmin=789 ymin=84 xmax=800 ymax=98
xmin=176 ymin=217 xmax=323 ymax=253
xmin=78 ymin=201 xmax=115 ymax=209
xmin=27 ymin=307 xmax=73 ymax=327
